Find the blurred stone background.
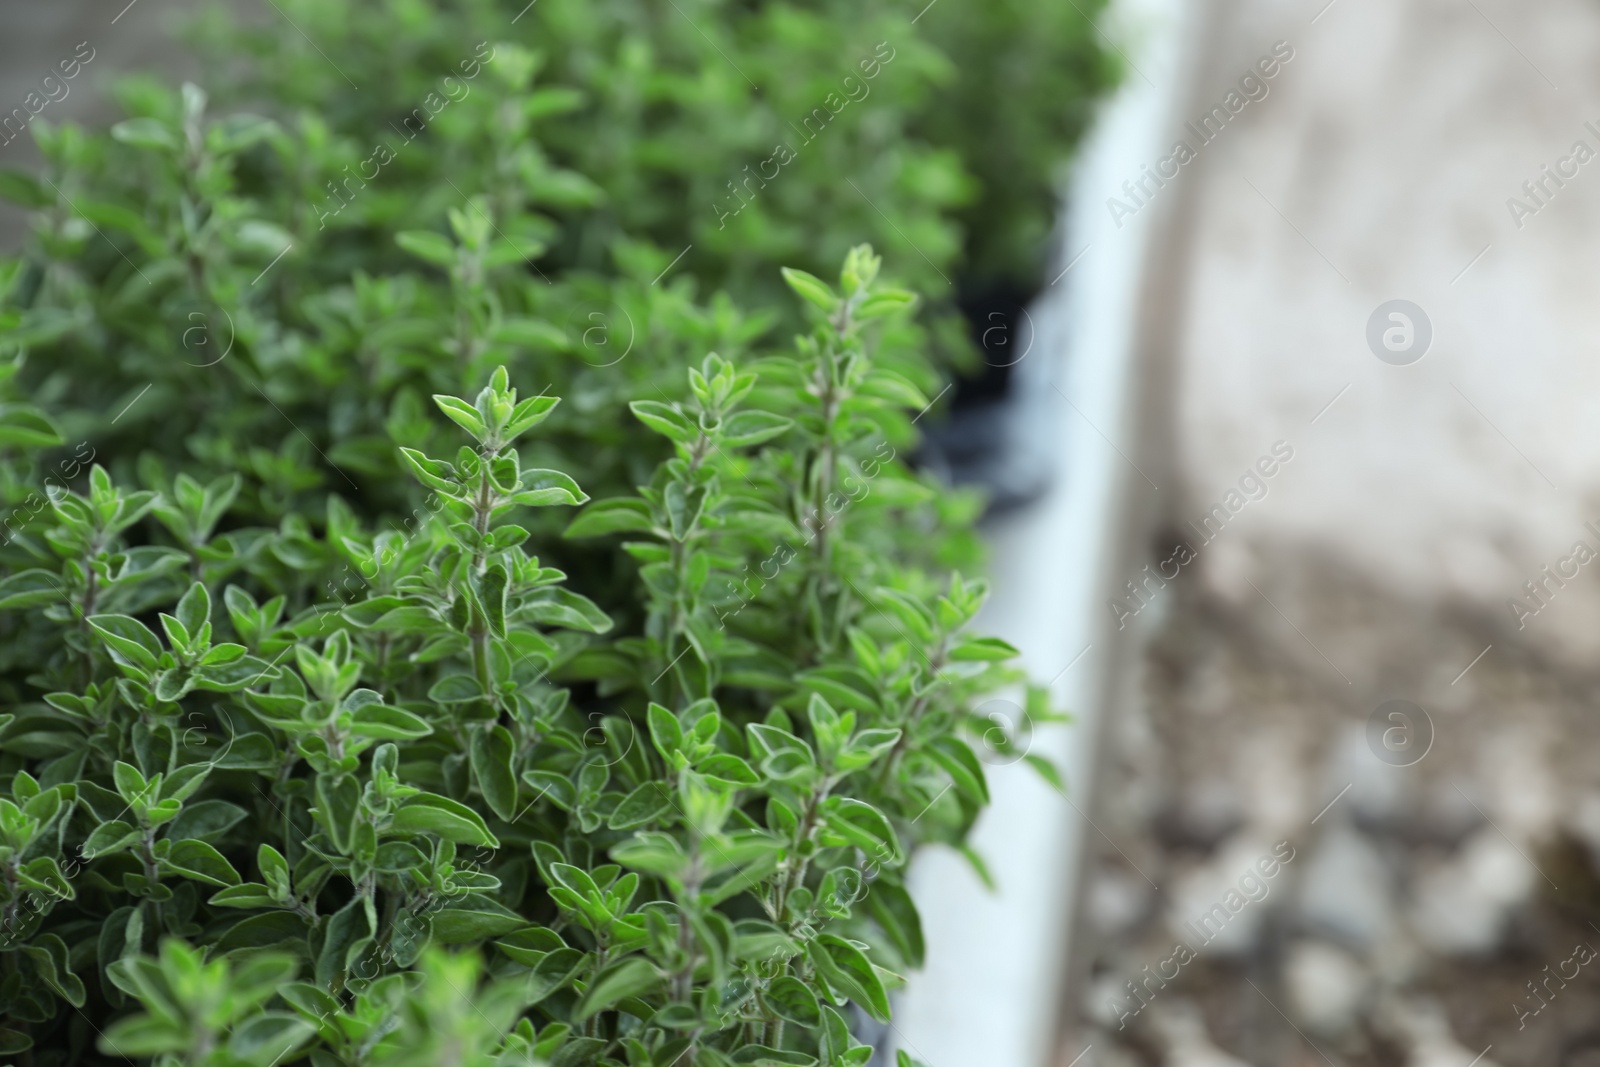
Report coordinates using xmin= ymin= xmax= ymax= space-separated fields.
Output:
xmin=1066 ymin=0 xmax=1600 ymax=1063
xmin=1157 ymin=0 xmax=1600 ymax=665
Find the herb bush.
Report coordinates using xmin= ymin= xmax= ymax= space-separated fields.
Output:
xmin=172 ymin=0 xmax=1113 ymax=508
xmin=3 ymin=64 xmax=962 ymax=540
xmin=0 ymin=126 xmax=1063 ymax=1065
xmin=186 ymin=0 xmax=1118 ymax=317
xmin=0 ymin=0 xmax=1096 ymax=1058
xmin=4 ymin=0 xmax=1118 ymax=524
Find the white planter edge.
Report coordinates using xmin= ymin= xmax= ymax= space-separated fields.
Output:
xmin=892 ymin=0 xmax=1200 ymax=1064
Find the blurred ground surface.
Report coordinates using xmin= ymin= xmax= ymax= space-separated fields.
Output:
xmin=1067 ymin=0 xmax=1600 ymax=1063
xmin=1072 ymin=569 xmax=1600 ymax=1066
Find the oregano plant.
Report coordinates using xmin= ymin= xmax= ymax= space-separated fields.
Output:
xmin=0 ymin=235 xmax=1064 ymax=1065
xmin=0 ymin=0 xmax=1099 ymax=1041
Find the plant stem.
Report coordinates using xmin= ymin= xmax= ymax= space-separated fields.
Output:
xmin=877 ymin=639 xmax=949 ymax=787
xmin=757 ymin=983 xmax=785 ymax=1049
xmin=374 ymin=632 xmax=391 ymax=693
xmin=471 ymin=463 xmax=494 ymax=572
xmin=137 ymin=828 xmax=162 ymax=934
xmin=78 ymin=546 xmax=100 ymax=687
xmin=775 ymin=782 xmax=830 ymax=925
xmin=671 ymin=848 xmax=703 ymax=1003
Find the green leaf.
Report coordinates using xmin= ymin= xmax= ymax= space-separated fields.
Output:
xmin=733 ymin=1047 xmax=816 ymax=1066
xmin=781 ymin=267 xmax=840 ymax=312
xmin=0 ymin=570 xmax=64 ymax=610
xmin=492 ymin=318 xmax=566 ymax=351
xmin=349 ymin=702 xmax=434 ymax=739
xmin=957 ymin=844 xmax=995 ymax=891
xmin=99 ymin=1015 xmax=189 ymax=1057
xmin=1023 ymin=753 xmax=1066 ymax=793
xmin=470 ymin=724 xmax=518 ymax=822
xmin=927 ymin=737 xmax=989 ymax=806
xmin=809 ymin=935 xmax=891 ymax=1022
xmin=216 ymin=912 xmax=311 ymax=953
xmin=279 ymin=981 xmax=340 ymax=1022
xmin=607 ymin=782 xmax=672 ymax=831
xmin=111 ymin=117 xmax=178 ymax=150
xmin=397 ymin=446 xmax=459 ymax=493
xmin=0 ymin=406 xmax=63 ymax=448
xmin=22 ymin=933 xmax=85 ymax=1007
xmin=548 ymin=862 xmax=600 ymax=899
xmin=869 ymin=589 xmax=935 ymax=645
xmin=258 ymin=843 xmax=289 ymax=885
xmin=565 ymin=498 xmax=655 ymax=539
xmin=391 ymin=794 xmax=500 ymax=848
xmin=83 ymin=819 xmax=139 ymax=858
xmin=0 ymin=169 xmax=49 ymax=209
xmin=798 ymin=671 xmax=881 ymax=718
xmin=503 ymin=394 xmax=561 ymax=438
xmin=431 ymin=894 xmax=527 ymax=944
xmin=748 ymin=723 xmax=816 ymax=781
xmin=866 ymin=880 xmax=925 ymax=968
xmin=395 ymin=230 xmax=456 ymax=266
xmin=19 ymin=856 xmax=72 ymax=900
xmin=162 ymin=762 xmax=212 ymax=803
xmin=200 ymin=643 xmax=248 ymax=666
xmin=428 ymin=674 xmax=484 ymax=703
xmin=315 ymin=897 xmax=371 ymax=989
xmin=817 ymin=796 xmax=901 ymax=865
xmin=164 ymin=839 xmax=242 ymax=886
xmin=730 ymin=919 xmax=799 ymax=963
xmin=519 ymin=587 xmax=612 ymax=633
xmin=700 ymin=834 xmax=783 ymax=903
xmin=949 ymin=635 xmax=1020 ymax=662
xmin=835 ymin=727 xmax=899 ymax=773
xmin=719 ymin=411 xmax=792 ymax=448
xmin=214 ymin=733 xmax=279 ymax=770
xmin=433 ymin=394 xmax=488 ymax=442
xmin=610 ymin=832 xmax=688 ymax=879
xmin=697 ymin=754 xmax=759 ymax=786
xmin=195 ymin=655 xmax=279 ymax=692
xmin=88 ymin=615 xmax=164 ymax=671
xmin=572 ymin=956 xmax=662 ymax=1022
xmin=316 ymin=775 xmax=361 ymax=854
xmin=521 ymin=769 xmax=575 ymax=811
xmin=629 ymin=401 xmax=697 ymax=444
xmin=112 ymin=761 xmax=149 ymax=803
xmin=511 ymin=468 xmax=587 ymax=507
xmin=74 ymin=201 xmax=162 ymax=255
xmin=154 ymin=669 xmax=195 ymax=703
xmin=858 ymin=369 xmax=929 ymax=409
xmin=653 ymin=1004 xmax=702 ymax=1031
xmin=227 ymin=1013 xmax=314 ymax=1066
xmin=174 ymin=582 xmax=211 ymax=644
xmin=526 ymin=947 xmax=584 ymax=1004
xmin=648 ymin=703 xmax=683 ymax=763
xmin=208 ymin=883 xmax=279 ymax=909
xmin=856 ymin=289 xmax=918 ymax=320
xmin=488 ymin=524 xmax=530 ymax=552
xmin=765 ymin=975 xmax=820 ymax=1027
xmin=481 ymin=564 xmax=508 ymax=637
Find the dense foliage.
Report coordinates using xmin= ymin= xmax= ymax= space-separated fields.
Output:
xmin=0 ymin=0 xmax=1108 ymax=1061
xmin=188 ymin=0 xmax=1118 ymax=299
xmin=0 ymin=228 xmax=1061 ymax=1065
